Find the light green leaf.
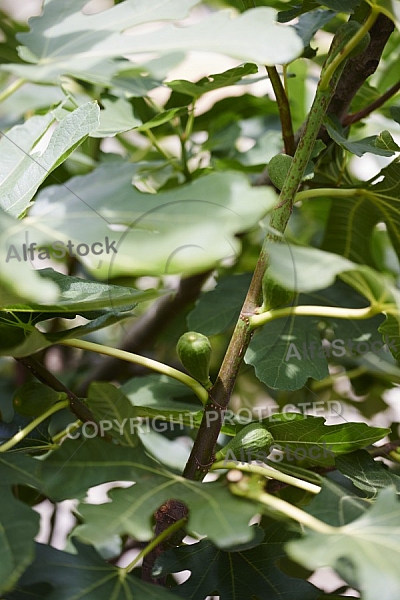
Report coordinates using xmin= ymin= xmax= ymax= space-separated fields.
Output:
xmin=0 ymin=111 xmax=53 ymax=187
xmin=0 ymin=264 xmax=159 ymax=356
xmin=0 ymin=489 xmax=40 ymax=595
xmin=0 ymin=82 xmax=65 ymax=126
xmin=339 ymin=266 xmax=398 ymax=308
xmin=267 ymin=244 xmax=354 ymax=293
xmin=1 ymin=267 xmax=158 ymax=312
xmin=0 ymin=210 xmax=59 ymax=307
xmin=8 ymin=0 xmax=199 ymax=83
xmin=12 ymin=540 xmax=178 ymax=599
xmin=240 ymin=129 xmax=283 ymax=166
xmin=7 ymin=1 xmax=303 ymax=84
xmin=92 ymin=96 xmax=141 ymax=137
xmin=0 ymin=102 xmax=100 ymax=217
xmin=23 ymin=163 xmax=277 ymax=278
xmin=136 ymin=107 xmax=187 ymax=132
xmin=286 ymin=487 xmax=400 ymax=600
xmin=138 ymin=430 xmax=191 ymax=472
xmin=267 ymin=244 xmax=399 ymax=306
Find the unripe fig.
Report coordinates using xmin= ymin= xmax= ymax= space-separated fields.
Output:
xmin=215 ymin=423 xmax=274 ymax=461
xmin=13 ymin=382 xmax=67 ymax=417
xmin=176 ymin=331 xmax=212 ymax=388
xmin=260 ymin=272 xmax=295 ymax=312
xmin=267 ymin=154 xmax=293 ymax=191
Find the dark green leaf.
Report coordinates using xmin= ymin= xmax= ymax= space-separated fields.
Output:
xmin=42 ymin=439 xmax=258 ymax=548
xmin=321 ymin=159 xmax=400 ymax=266
xmin=0 ymin=308 xmax=136 ymax=358
xmin=324 ymin=116 xmax=397 ymax=157
xmin=7 ymin=541 xmax=177 ymax=600
xmin=266 ymin=416 xmax=389 ymax=465
xmin=166 ymin=63 xmax=258 ymax=98
xmin=187 ymin=273 xmax=252 ymax=335
xmin=245 ymin=314 xmax=329 ymax=391
xmin=294 ymin=9 xmax=336 ymax=48
xmin=85 ymin=382 xmax=140 ymax=446
xmin=121 ymin=374 xmax=201 ymax=421
xmin=0 ymin=489 xmax=40 ymax=595
xmin=157 ymin=524 xmax=320 ymax=600
xmin=315 ymin=0 xmax=360 ymax=11
xmin=336 ymin=449 xmax=400 ymax=495
xmin=0 ymin=413 xmax=53 ymax=453
xmin=0 ymin=453 xmax=42 ymax=488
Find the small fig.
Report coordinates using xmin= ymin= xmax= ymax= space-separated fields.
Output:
xmin=260 ymin=272 xmax=295 ymax=312
xmin=214 ymin=423 xmax=274 ymax=462
xmin=267 ymin=154 xmax=293 ymax=191
xmin=176 ymin=331 xmax=212 ymax=388
xmin=13 ymin=382 xmax=67 ymax=417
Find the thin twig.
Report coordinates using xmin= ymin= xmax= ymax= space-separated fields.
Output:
xmin=266 ymin=66 xmax=295 ymax=156
xmin=342 ymin=79 xmax=400 ymax=126
xmin=15 ymin=355 xmax=99 ymax=427
xmin=369 ymin=440 xmax=400 ymax=458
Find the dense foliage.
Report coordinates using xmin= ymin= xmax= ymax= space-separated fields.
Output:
xmin=0 ymin=0 xmax=400 ymax=598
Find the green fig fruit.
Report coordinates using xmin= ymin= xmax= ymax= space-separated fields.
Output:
xmin=176 ymin=331 xmax=212 ymax=388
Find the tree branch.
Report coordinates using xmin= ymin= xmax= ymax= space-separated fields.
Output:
xmin=15 ymin=355 xmax=98 ymax=427
xmin=342 ymin=79 xmax=400 ymax=126
xmin=320 ymin=12 xmax=395 ymax=142
xmin=255 ymin=13 xmax=395 ymax=186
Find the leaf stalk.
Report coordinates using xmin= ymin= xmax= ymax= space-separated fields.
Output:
xmin=59 ymin=339 xmax=209 ymax=405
